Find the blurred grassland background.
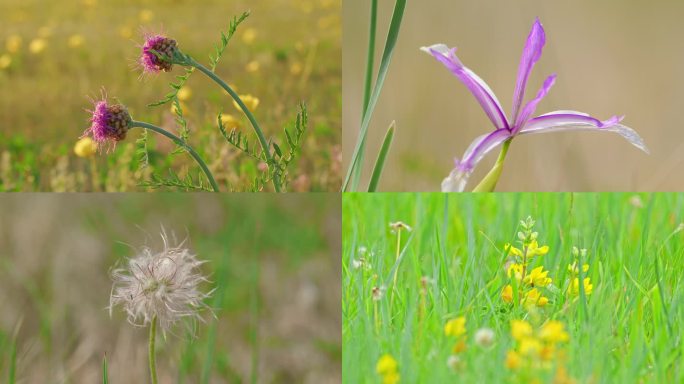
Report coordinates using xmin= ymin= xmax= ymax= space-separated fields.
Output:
xmin=0 ymin=0 xmax=341 ymax=191
xmin=0 ymin=194 xmax=341 ymax=383
xmin=343 ymin=0 xmax=684 ymax=191
xmin=342 ymin=193 xmax=684 ymax=382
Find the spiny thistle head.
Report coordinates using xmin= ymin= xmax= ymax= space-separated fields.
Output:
xmin=83 ymin=95 xmax=131 ymax=151
xmin=109 ymin=231 xmax=212 ymax=333
xmin=140 ymin=33 xmax=178 ymax=73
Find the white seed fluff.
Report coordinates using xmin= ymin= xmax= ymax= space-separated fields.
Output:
xmin=109 ymin=232 xmax=212 ymax=332
xmin=474 ymin=327 xmax=495 ymax=348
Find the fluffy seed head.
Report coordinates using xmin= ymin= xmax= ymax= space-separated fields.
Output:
xmin=109 ymin=232 xmax=212 ymax=333
xmin=84 ymin=95 xmax=131 ymax=151
xmin=474 ymin=327 xmax=495 ymax=348
xmin=140 ymin=34 xmax=177 ymax=73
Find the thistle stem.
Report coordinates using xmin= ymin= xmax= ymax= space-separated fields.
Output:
xmin=130 ymin=121 xmax=219 ymax=192
xmin=472 ymin=139 xmax=512 ymax=192
xmin=149 ymin=316 xmax=158 ymax=384
xmin=188 ymin=59 xmax=282 ymax=192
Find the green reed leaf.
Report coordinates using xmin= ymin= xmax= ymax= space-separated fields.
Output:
xmin=368 ymin=121 xmax=395 ymax=192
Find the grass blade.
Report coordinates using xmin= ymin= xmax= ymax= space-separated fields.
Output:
xmin=343 ymin=0 xmax=407 ymax=191
xmin=367 ymin=121 xmax=395 ymax=192
xmin=102 ymin=354 xmax=109 ymax=384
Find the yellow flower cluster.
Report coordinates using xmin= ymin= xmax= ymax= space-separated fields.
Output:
xmin=567 ymin=247 xmax=594 ymax=297
xmin=376 ymin=354 xmax=400 ymax=384
xmin=444 ymin=316 xmax=467 ymax=367
xmin=501 ymin=217 xmax=552 ymax=308
xmin=505 ymin=319 xmax=569 ymax=371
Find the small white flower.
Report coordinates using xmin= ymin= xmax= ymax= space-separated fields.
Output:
xmin=372 ymin=286 xmax=386 ymax=301
xmin=358 ymin=246 xmax=368 ymax=255
xmin=446 ymin=355 xmax=462 ymax=370
xmin=389 ymin=221 xmax=412 ymax=233
xmin=109 ymin=231 xmax=213 ymax=333
xmin=474 ymin=327 xmax=495 ymax=348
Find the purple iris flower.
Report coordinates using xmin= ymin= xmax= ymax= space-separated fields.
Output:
xmin=422 ymin=18 xmax=648 ymax=192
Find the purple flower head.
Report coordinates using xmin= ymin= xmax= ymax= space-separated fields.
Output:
xmin=83 ymin=94 xmax=131 ymax=151
xmin=140 ymin=33 xmax=178 ymax=73
xmin=421 ymin=18 xmax=648 ymax=192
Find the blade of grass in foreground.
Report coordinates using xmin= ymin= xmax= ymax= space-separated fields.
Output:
xmin=8 ymin=318 xmax=22 ymax=384
xmin=352 ymin=0 xmax=379 ymax=189
xmin=102 ymin=354 xmax=109 ymax=384
xmin=344 ymin=0 xmax=407 ymax=191
xmin=368 ymin=121 xmax=395 ymax=192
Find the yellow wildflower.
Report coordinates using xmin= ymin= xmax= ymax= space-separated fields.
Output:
xmin=74 ymin=137 xmax=97 ymax=158
xmin=539 ymin=320 xmax=569 ymax=343
xmin=511 ymin=320 xmax=533 ymax=341
xmin=376 ymin=354 xmax=398 ymax=375
xmin=506 ymin=263 xmax=523 ymax=281
xmin=241 ymin=28 xmax=257 ymax=44
xmin=505 ymin=350 xmax=521 ymax=369
xmin=567 ymin=262 xmax=589 ymax=275
xmin=6 ymin=35 xmax=22 ymax=53
xmin=569 ymin=277 xmax=593 ymax=296
xmin=233 ymin=94 xmax=259 ymax=111
xmin=68 ymin=34 xmax=85 ymax=48
xmin=0 ymin=54 xmax=11 ymax=70
xmin=452 ymin=339 xmax=467 ymax=354
xmin=177 ymin=86 xmax=192 ymax=101
xmin=519 ymin=336 xmax=542 ymax=356
xmin=220 ymin=114 xmax=241 ymax=129
xmin=524 ymin=266 xmax=552 ymax=287
xmin=505 ymin=243 xmax=523 ymax=257
xmin=139 ymin=9 xmax=154 ymax=23
xmin=290 ymin=62 xmax=303 ymax=75
xmin=524 ymin=288 xmax=549 ymax=307
xmin=444 ymin=316 xmax=466 ymax=338
xmin=29 ymin=38 xmax=47 ymax=54
xmin=376 ymin=354 xmax=400 ymax=384
xmin=527 ymin=240 xmax=549 ymax=257
xmin=245 ymin=60 xmax=260 ymax=73
xmin=501 ymin=284 xmax=513 ymax=303
xmin=119 ymin=26 xmax=133 ymax=39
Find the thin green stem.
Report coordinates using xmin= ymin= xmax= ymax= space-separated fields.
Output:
xmin=149 ymin=316 xmax=158 ymax=384
xmin=129 ymin=121 xmax=219 ymax=192
xmin=353 ymin=0 xmax=378 ymax=189
xmin=472 ymin=139 xmax=512 ymax=192
xmin=189 ymin=59 xmax=282 ymax=192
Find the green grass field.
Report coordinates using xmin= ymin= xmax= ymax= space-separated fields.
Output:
xmin=0 ymin=194 xmax=341 ymax=382
xmin=0 ymin=0 xmax=341 ymax=192
xmin=343 ymin=193 xmax=684 ymax=383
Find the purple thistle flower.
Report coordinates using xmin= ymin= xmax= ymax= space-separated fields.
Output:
xmin=83 ymin=94 xmax=131 ymax=151
xmin=421 ymin=18 xmax=648 ymax=192
xmin=140 ymin=33 xmax=178 ymax=74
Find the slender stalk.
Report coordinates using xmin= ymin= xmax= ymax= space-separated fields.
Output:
xmin=188 ymin=59 xmax=282 ymax=192
xmin=363 ymin=0 xmax=378 ymax=115
xmin=353 ymin=0 xmax=378 ymax=188
xmin=129 ymin=121 xmax=219 ymax=192
xmin=472 ymin=139 xmax=512 ymax=192
xmin=390 ymin=229 xmax=402 ymax=312
xmin=149 ymin=316 xmax=158 ymax=384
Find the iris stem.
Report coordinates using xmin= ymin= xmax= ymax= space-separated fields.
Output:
xmin=188 ymin=59 xmax=282 ymax=192
xmin=130 ymin=121 xmax=219 ymax=192
xmin=472 ymin=139 xmax=512 ymax=192
xmin=149 ymin=316 xmax=158 ymax=384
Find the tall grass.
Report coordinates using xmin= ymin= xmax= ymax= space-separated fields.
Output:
xmin=343 ymin=193 xmax=684 ymax=383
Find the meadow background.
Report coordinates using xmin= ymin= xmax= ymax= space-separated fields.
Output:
xmin=343 ymin=0 xmax=684 ymax=191
xmin=343 ymin=193 xmax=684 ymax=383
xmin=0 ymin=194 xmax=341 ymax=383
xmin=0 ymin=0 xmax=341 ymax=192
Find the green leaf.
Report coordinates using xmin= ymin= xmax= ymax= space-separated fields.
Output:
xmin=273 ymin=143 xmax=283 ymax=158
xmin=367 ymin=121 xmax=395 ymax=192
xmin=343 ymin=0 xmax=407 ymax=191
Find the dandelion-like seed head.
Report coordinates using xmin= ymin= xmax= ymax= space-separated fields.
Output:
xmin=474 ymin=327 xmax=495 ymax=348
xmin=140 ymin=33 xmax=178 ymax=73
xmin=83 ymin=94 xmax=131 ymax=151
xmin=109 ymin=232 xmax=212 ymax=333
